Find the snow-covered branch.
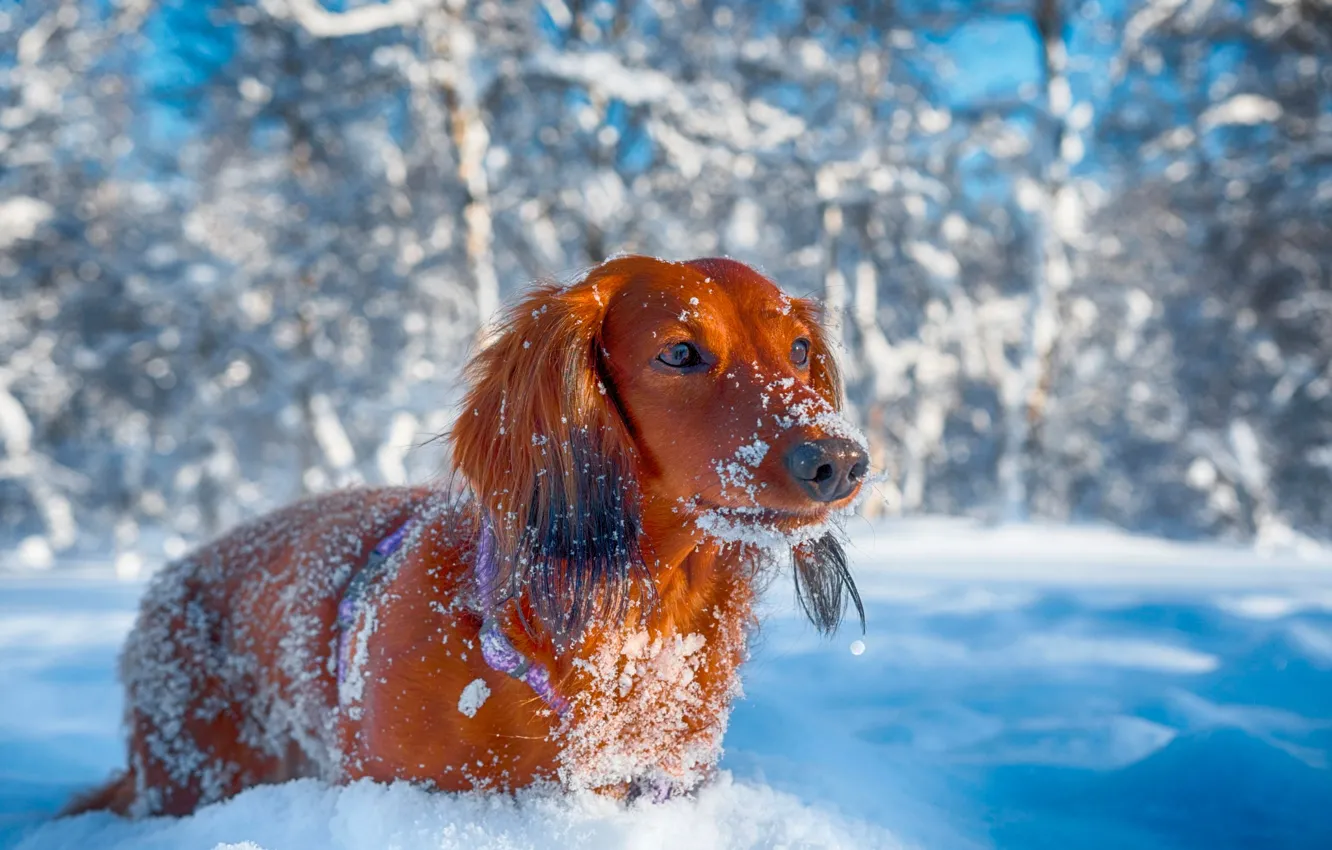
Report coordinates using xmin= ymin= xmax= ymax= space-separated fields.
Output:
xmin=0 ymin=197 xmax=55 ymax=251
xmin=267 ymin=0 xmax=439 ymax=38
xmin=1199 ymin=94 xmax=1282 ymax=129
xmin=526 ymin=51 xmax=679 ymax=108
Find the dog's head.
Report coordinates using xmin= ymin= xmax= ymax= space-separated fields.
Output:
xmin=452 ymin=256 xmax=866 ymax=639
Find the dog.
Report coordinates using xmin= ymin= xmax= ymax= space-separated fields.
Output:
xmin=67 ymin=255 xmax=868 ymax=817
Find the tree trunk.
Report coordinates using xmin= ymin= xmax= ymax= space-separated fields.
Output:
xmin=434 ymin=18 xmax=499 ymax=341
xmin=998 ymin=0 xmax=1073 ymax=522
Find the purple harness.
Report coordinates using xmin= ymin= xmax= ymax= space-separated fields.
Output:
xmin=472 ymin=517 xmax=571 ymax=717
xmin=335 ymin=514 xmax=570 ymax=720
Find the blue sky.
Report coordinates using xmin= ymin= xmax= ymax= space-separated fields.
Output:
xmin=932 ymin=14 xmax=1044 ymax=106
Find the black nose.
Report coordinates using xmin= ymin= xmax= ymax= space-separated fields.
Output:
xmin=785 ymin=438 xmax=869 ymax=503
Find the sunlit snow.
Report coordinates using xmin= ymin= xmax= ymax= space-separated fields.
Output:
xmin=4 ymin=519 xmax=1332 ymax=850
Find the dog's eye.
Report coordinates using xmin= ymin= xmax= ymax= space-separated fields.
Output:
xmin=791 ymin=338 xmax=811 ymax=367
xmin=658 ymin=341 xmax=703 ymax=369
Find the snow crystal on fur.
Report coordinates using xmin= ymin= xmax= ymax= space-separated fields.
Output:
xmin=557 ymin=595 xmax=750 ymax=796
xmin=117 ymin=489 xmax=432 ymax=814
xmin=457 ymin=678 xmax=491 ymax=718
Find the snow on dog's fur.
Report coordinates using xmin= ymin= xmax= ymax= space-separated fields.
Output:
xmin=67 ymin=255 xmax=867 ymax=816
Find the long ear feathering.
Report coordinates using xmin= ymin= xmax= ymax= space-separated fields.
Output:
xmin=788 ymin=296 xmax=862 ymax=635
xmin=451 ymin=274 xmax=645 ymax=640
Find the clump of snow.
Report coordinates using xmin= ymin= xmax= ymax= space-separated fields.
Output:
xmin=761 ymin=376 xmax=869 ymax=453
xmin=694 ymin=505 xmax=854 ymax=551
xmin=714 ymin=456 xmax=759 ymax=500
xmin=338 ymin=606 xmax=377 ymax=718
xmin=559 ymin=608 xmax=749 ymax=796
xmin=775 ymin=399 xmax=868 ymax=454
xmin=712 ymin=435 xmax=777 ymax=505
xmin=734 ymin=438 xmax=769 ymax=468
xmin=457 ymin=678 xmax=491 ymax=718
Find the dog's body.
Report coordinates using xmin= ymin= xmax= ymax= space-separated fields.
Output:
xmin=73 ymin=256 xmax=866 ymax=817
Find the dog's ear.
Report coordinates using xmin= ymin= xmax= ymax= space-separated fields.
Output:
xmin=452 ymin=276 xmax=644 ymax=640
xmin=788 ymin=297 xmax=862 ymax=635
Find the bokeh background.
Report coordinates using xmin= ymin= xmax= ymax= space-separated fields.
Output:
xmin=2 ymin=0 xmax=1330 ymax=572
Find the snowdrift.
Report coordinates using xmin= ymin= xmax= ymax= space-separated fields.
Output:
xmin=5 ymin=518 xmax=1332 ymax=849
xmin=17 ymin=774 xmax=898 ymax=850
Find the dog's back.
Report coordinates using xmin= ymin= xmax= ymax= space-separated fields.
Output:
xmin=71 ymin=487 xmax=429 ymax=817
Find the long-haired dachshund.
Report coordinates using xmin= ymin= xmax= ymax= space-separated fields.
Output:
xmin=69 ymin=255 xmax=868 ymax=817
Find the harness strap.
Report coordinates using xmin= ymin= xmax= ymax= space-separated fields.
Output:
xmin=474 ymin=515 xmax=572 ymax=718
xmin=335 ymin=513 xmax=570 ymax=720
xmin=335 ymin=521 xmax=415 ymax=686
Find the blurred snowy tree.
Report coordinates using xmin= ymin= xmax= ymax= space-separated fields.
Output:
xmin=1 ymin=0 xmax=1329 ymax=568
xmin=1032 ymin=0 xmax=1332 ymax=545
xmin=1 ymin=0 xmax=194 ymax=568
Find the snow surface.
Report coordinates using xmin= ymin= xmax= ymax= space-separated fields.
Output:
xmin=4 ymin=518 xmax=1332 ymax=849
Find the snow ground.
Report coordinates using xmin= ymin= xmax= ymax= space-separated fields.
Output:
xmin=4 ymin=518 xmax=1332 ymax=849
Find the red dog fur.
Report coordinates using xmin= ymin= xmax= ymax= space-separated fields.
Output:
xmin=69 ymin=255 xmax=867 ymax=817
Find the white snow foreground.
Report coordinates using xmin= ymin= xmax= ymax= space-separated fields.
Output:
xmin=5 ymin=518 xmax=1332 ymax=849
xmin=19 ymin=775 xmax=898 ymax=850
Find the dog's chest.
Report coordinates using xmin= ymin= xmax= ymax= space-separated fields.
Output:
xmin=556 ymin=607 xmax=750 ymax=795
